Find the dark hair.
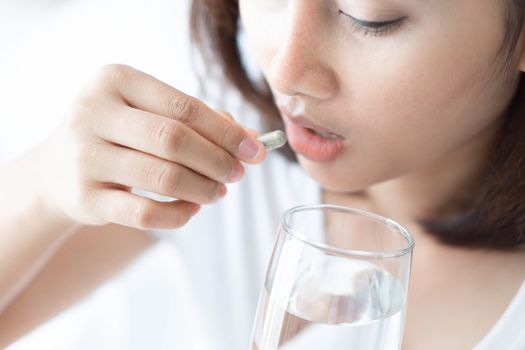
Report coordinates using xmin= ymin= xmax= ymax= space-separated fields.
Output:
xmin=190 ymin=0 xmax=525 ymax=248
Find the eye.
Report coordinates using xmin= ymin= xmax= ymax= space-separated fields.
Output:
xmin=338 ymin=10 xmax=406 ymax=37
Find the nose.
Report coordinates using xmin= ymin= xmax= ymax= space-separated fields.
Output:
xmin=265 ymin=4 xmax=339 ymax=100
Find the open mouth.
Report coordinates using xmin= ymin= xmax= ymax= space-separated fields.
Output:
xmin=282 ymin=113 xmax=345 ymax=140
xmin=306 ymin=127 xmax=343 ymax=140
xmin=282 ymin=117 xmax=346 ymax=162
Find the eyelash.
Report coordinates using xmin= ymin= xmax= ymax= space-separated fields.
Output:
xmin=338 ymin=10 xmax=406 ymax=37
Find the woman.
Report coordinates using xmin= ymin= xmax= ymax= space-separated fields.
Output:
xmin=0 ymin=0 xmax=524 ymax=348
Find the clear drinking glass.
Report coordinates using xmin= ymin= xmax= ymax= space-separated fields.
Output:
xmin=250 ymin=205 xmax=415 ymax=350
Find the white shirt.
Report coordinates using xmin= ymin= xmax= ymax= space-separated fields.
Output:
xmin=1 ymin=1 xmax=524 ymax=349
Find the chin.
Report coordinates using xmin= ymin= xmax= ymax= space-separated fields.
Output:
xmin=298 ymin=156 xmax=372 ymax=194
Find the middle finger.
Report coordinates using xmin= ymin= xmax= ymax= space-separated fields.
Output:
xmin=92 ymin=105 xmax=245 ymax=183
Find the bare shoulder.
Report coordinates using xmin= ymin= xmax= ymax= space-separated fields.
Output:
xmin=0 ymin=224 xmax=155 ymax=347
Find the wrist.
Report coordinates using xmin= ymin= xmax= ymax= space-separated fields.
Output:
xmin=28 ymin=145 xmax=81 ymax=239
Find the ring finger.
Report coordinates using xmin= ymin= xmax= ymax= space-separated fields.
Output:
xmin=84 ymin=142 xmax=227 ymax=204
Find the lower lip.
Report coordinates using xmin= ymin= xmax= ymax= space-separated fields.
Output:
xmin=284 ymin=120 xmax=346 ymax=162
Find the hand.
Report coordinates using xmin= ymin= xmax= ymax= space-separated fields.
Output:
xmin=35 ymin=64 xmax=266 ymax=230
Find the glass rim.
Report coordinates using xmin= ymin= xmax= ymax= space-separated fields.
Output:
xmin=281 ymin=204 xmax=415 ymax=259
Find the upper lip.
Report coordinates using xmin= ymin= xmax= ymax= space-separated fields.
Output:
xmin=278 ymin=105 xmax=343 ymax=136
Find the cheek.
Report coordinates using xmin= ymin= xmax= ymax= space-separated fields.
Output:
xmin=240 ymin=0 xmax=515 ymax=192
xmin=341 ymin=18 xmax=510 ymax=176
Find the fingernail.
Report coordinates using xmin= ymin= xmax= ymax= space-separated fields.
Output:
xmin=228 ymin=162 xmax=244 ymax=182
xmin=238 ymin=138 xmax=260 ymax=160
xmin=191 ymin=204 xmax=201 ymax=216
xmin=218 ymin=183 xmax=228 ymax=197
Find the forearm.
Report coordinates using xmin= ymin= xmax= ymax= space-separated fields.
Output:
xmin=0 ymin=149 xmax=80 ymax=312
xmin=0 ymin=224 xmax=154 ymax=348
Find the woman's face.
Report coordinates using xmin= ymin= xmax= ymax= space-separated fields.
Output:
xmin=239 ymin=0 xmax=523 ymax=192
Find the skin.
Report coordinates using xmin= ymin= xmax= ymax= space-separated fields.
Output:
xmin=240 ymin=0 xmax=519 ymax=195
xmin=1 ymin=0 xmax=525 ymax=348
xmin=239 ymin=0 xmax=525 ymax=348
xmin=0 ymin=65 xmax=266 ymax=345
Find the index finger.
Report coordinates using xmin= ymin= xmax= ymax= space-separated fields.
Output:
xmin=109 ymin=65 xmax=266 ymax=163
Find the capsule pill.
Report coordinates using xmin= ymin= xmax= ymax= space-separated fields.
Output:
xmin=257 ymin=130 xmax=287 ymax=151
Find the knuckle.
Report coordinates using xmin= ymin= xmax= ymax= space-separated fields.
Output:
xmin=214 ymin=153 xmax=236 ymax=181
xmin=77 ymin=187 xmax=108 ymax=226
xmin=215 ymin=109 xmax=234 ymax=121
xmin=154 ymin=122 xmax=186 ymax=153
xmin=95 ymin=64 xmax=131 ymax=85
xmin=75 ymin=143 xmax=100 ymax=176
xmin=165 ymin=95 xmax=199 ymax=124
xmin=74 ymin=183 xmax=92 ymax=208
xmin=202 ymin=181 xmax=221 ymax=204
xmin=147 ymin=163 xmax=179 ymax=194
xmin=222 ymin=122 xmax=245 ymax=149
xmin=171 ymin=211 xmax=191 ymax=229
xmin=78 ymin=143 xmax=100 ymax=163
xmin=83 ymin=191 xmax=107 ymax=224
xmin=66 ymin=101 xmax=99 ymax=132
xmin=87 ymin=64 xmax=133 ymax=94
xmin=133 ymin=202 xmax=156 ymax=230
xmin=158 ymin=166 xmax=177 ymax=193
